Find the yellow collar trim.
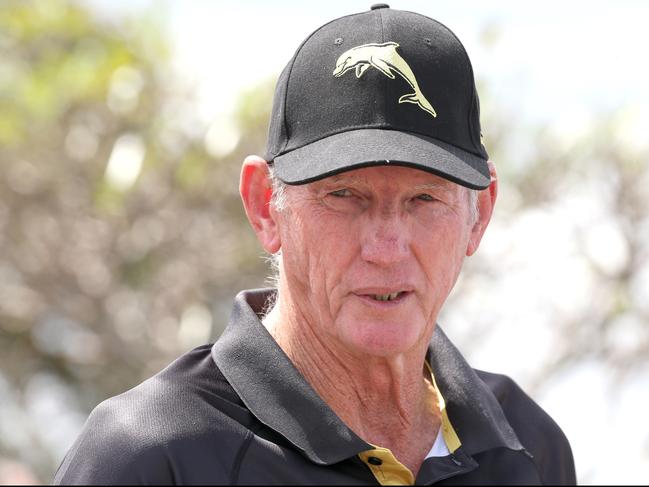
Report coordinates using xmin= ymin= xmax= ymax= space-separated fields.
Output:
xmin=357 ymin=363 xmax=462 ymax=485
xmin=358 ymin=447 xmax=414 ymax=485
xmin=425 ymin=361 xmax=462 ymax=453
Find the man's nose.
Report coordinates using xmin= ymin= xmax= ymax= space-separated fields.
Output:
xmin=360 ymin=212 xmax=410 ymax=266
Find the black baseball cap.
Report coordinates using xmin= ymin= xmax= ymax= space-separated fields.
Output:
xmin=265 ymin=4 xmax=490 ymax=190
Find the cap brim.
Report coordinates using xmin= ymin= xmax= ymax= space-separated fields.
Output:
xmin=272 ymin=129 xmax=490 ymax=190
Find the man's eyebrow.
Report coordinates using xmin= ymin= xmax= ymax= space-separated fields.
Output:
xmin=327 ymin=174 xmax=365 ymax=185
xmin=413 ymin=181 xmax=454 ymax=192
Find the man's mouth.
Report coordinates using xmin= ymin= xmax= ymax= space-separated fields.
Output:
xmin=370 ymin=292 xmax=404 ymax=302
xmin=370 ymin=291 xmax=402 ymax=301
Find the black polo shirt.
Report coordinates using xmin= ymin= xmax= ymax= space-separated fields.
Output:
xmin=54 ymin=289 xmax=576 ymax=485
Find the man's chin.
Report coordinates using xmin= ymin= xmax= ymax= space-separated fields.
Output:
xmin=335 ymin=316 xmax=426 ymax=358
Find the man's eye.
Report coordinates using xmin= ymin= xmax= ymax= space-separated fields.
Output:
xmin=416 ymin=193 xmax=435 ymax=201
xmin=329 ymin=189 xmax=352 ymax=197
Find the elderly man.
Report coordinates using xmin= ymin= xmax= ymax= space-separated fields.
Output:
xmin=54 ymin=5 xmax=576 ymax=485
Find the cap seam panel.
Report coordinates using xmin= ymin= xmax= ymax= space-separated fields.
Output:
xmin=427 ymin=17 xmax=480 ymax=152
xmin=281 ymin=10 xmax=379 ymax=154
xmin=399 ymin=10 xmax=482 ymax=152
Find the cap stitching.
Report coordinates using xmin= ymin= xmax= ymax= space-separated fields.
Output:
xmin=378 ymin=9 xmax=388 ymax=126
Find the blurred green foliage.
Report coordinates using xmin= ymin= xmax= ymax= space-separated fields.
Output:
xmin=0 ymin=0 xmax=273 ymax=481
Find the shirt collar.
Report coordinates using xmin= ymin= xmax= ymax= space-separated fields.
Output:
xmin=427 ymin=326 xmax=524 ymax=455
xmin=211 ymin=288 xmax=523 ymax=465
xmin=211 ymin=289 xmax=371 ymax=464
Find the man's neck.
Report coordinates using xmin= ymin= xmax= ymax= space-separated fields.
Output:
xmin=263 ymin=295 xmax=441 ymax=475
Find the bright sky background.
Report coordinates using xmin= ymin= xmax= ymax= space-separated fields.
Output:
xmin=84 ymin=0 xmax=649 ymax=126
xmin=78 ymin=1 xmax=649 ymax=484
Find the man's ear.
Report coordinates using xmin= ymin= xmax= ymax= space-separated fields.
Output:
xmin=466 ymin=160 xmax=498 ymax=256
xmin=240 ymin=155 xmax=281 ymax=254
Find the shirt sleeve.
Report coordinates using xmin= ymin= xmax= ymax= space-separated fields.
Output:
xmin=52 ymin=398 xmax=176 ymax=485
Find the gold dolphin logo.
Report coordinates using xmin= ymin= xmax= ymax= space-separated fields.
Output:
xmin=333 ymin=42 xmax=437 ymax=118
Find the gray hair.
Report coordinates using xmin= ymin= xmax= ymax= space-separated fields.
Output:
xmin=264 ymin=166 xmax=286 ymax=294
xmin=467 ymin=187 xmax=479 ymax=223
xmin=268 ymin=166 xmax=288 ymax=212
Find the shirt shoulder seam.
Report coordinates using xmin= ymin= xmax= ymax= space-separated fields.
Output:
xmin=230 ymin=426 xmax=258 ymax=485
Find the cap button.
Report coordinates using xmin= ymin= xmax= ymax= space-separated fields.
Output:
xmin=371 ymin=3 xmax=390 ymax=9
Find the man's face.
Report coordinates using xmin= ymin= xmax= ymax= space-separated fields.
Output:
xmin=273 ymin=165 xmax=480 ymax=359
